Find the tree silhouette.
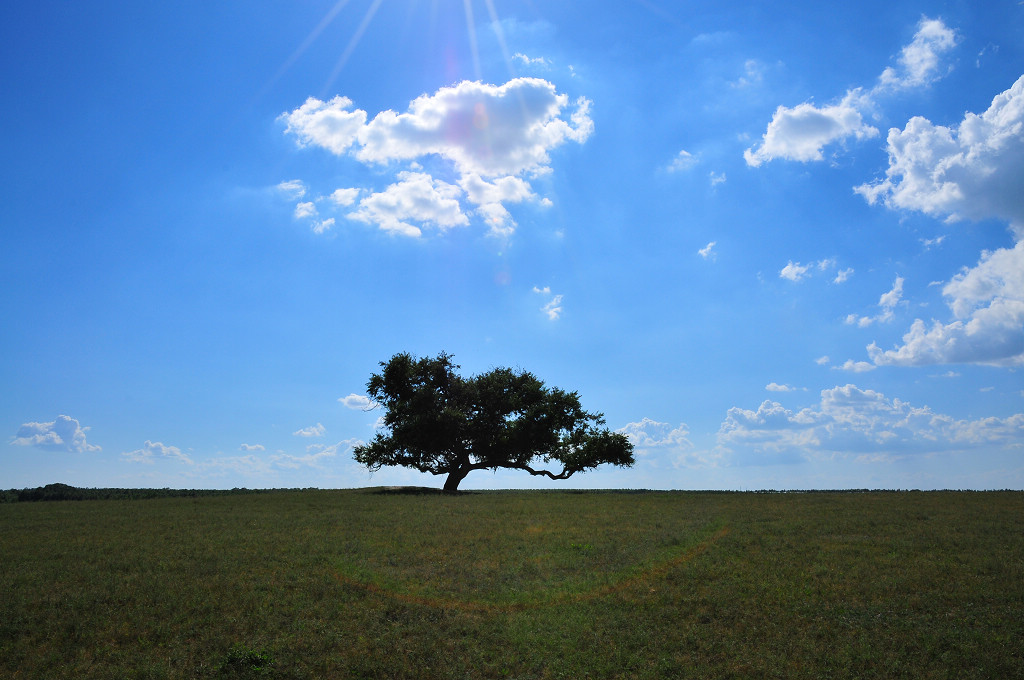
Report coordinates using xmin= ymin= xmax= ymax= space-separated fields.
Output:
xmin=353 ymin=353 xmax=634 ymax=492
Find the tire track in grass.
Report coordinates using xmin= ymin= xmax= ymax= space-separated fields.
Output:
xmin=333 ymin=525 xmax=730 ymax=613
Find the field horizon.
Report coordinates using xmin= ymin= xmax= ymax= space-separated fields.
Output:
xmin=2 ymin=487 xmax=1021 ymax=678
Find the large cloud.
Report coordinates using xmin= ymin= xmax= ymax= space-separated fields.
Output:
xmin=12 ymin=415 xmax=100 ymax=453
xmin=855 ymin=75 xmax=1024 ymax=235
xmin=868 ymin=241 xmax=1024 ymax=366
xmin=719 ymin=385 xmax=1024 ymax=460
xmin=280 ymin=78 xmax=592 ymax=237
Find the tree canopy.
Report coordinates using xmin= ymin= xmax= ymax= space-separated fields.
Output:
xmin=353 ymin=353 xmax=635 ymax=491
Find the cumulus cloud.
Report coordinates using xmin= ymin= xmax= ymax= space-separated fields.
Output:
xmin=348 ymin=171 xmax=468 ymax=237
xmin=123 ymin=440 xmax=192 ymax=465
xmin=293 ymin=423 xmax=326 ymax=438
xmin=766 ymin=383 xmax=798 ymax=392
xmin=855 ymin=75 xmax=1024 ymax=235
xmin=281 ymin=78 xmax=592 ymax=237
xmin=780 ymin=261 xmax=812 ymax=282
xmin=846 ymin=277 xmax=905 ymax=327
xmin=745 ymin=92 xmax=878 ymax=166
xmin=339 ymin=394 xmax=376 ymax=410
xmin=876 ymin=18 xmax=958 ymax=92
xmin=868 ymin=241 xmax=1024 ymax=367
xmin=280 ymin=95 xmax=367 ymax=155
xmin=12 ymin=415 xmax=100 ymax=453
xmin=294 ymin=202 xmax=317 ymax=219
xmin=745 ymin=17 xmax=956 ymax=167
xmin=619 ymin=418 xmax=692 ymax=449
xmin=718 ymin=384 xmax=1024 ymax=461
xmin=329 ymin=187 xmax=360 ymax=207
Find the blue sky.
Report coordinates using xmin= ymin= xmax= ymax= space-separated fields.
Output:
xmin=3 ymin=0 xmax=1023 ymax=490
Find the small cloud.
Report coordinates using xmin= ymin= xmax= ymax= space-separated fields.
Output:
xmin=698 ymin=241 xmax=717 ymax=260
xmin=123 ymin=440 xmax=192 ymax=465
xmin=815 ymin=356 xmax=830 ymax=366
xmin=312 ymin=217 xmax=335 ymax=234
xmin=667 ymin=150 xmax=698 ymax=172
xmin=780 ymin=261 xmax=812 ymax=282
xmin=834 ymin=359 xmax=875 ymax=373
xmin=533 ymin=286 xmax=563 ymax=320
xmin=329 ymin=188 xmax=360 ymax=207
xmin=513 ymin=52 xmax=550 ymax=68
xmin=920 ymin=235 xmax=946 ymax=250
xmin=834 ymin=268 xmax=854 ymax=284
xmin=339 ymin=394 xmax=376 ymax=410
xmin=766 ymin=382 xmax=797 ymax=392
xmin=12 ymin=415 xmax=101 ymax=453
xmin=845 ymin=277 xmax=905 ymax=326
xmin=293 ymin=423 xmax=326 ymax=437
xmin=709 ymin=171 xmax=727 ymax=187
xmin=294 ymin=202 xmax=317 ymax=219
xmin=276 ymin=179 xmax=307 ymax=199
xmin=240 ymin=443 xmax=265 ymax=452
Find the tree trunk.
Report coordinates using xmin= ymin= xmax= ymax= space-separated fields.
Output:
xmin=443 ymin=466 xmax=469 ymax=493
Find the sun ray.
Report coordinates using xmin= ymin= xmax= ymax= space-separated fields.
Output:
xmin=322 ymin=0 xmax=387 ymax=97
xmin=256 ymin=0 xmax=352 ymax=102
xmin=461 ymin=0 xmax=482 ymax=81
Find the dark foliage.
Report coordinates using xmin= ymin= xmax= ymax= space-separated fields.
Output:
xmin=353 ymin=352 xmax=635 ymax=491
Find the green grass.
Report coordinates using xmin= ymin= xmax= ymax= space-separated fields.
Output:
xmin=1 ymin=489 xmax=1021 ymax=678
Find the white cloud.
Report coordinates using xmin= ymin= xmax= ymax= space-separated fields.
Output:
xmin=281 ymin=78 xmax=592 ymax=237
xmin=718 ymin=384 xmax=1024 ymax=460
xmin=293 ymin=423 xmax=326 ymax=437
xmin=744 ymin=91 xmax=878 ymax=166
xmin=533 ymin=286 xmax=563 ymax=320
xmin=868 ymin=241 xmax=1024 ymax=367
xmin=699 ymin=241 xmax=717 ymax=260
xmin=766 ymin=383 xmax=797 ymax=392
xmin=355 ymin=78 xmax=592 ymax=176
xmin=329 ymin=187 xmax=360 ymax=207
xmin=123 ymin=440 xmax=192 ymax=465
xmin=815 ymin=356 xmax=830 ymax=366
xmin=846 ymin=277 xmax=904 ymax=326
xmin=835 ymin=359 xmax=876 ymax=373
xmin=855 ymin=75 xmax=1024 ymax=236
xmin=270 ymin=439 xmax=358 ymax=469
xmin=619 ymin=418 xmax=692 ymax=449
xmin=279 ymin=95 xmax=367 ymax=155
xmin=459 ymin=173 xmax=535 ymax=236
xmin=339 ymin=394 xmax=376 ymax=410
xmin=513 ymin=52 xmax=550 ymax=68
xmin=294 ymin=201 xmax=317 ymax=219
xmin=834 ymin=268 xmax=854 ymax=284
xmin=12 ymin=415 xmax=100 ymax=453
xmin=239 ymin=443 xmax=265 ymax=452
xmin=876 ymin=18 xmax=958 ymax=92
xmin=745 ymin=18 xmax=957 ymax=167
xmin=276 ymin=179 xmax=307 ymax=199
xmin=311 ymin=217 xmax=335 ymax=234
xmin=348 ymin=171 xmax=469 ymax=237
xmin=667 ymin=149 xmax=698 ymax=172
xmin=780 ymin=261 xmax=811 ymax=281
xmin=709 ymin=171 xmax=727 ymax=186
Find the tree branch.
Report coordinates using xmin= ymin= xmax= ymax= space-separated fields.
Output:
xmin=514 ymin=464 xmax=577 ymax=481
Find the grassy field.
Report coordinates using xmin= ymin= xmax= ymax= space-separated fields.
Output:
xmin=1 ymin=489 xmax=1021 ymax=678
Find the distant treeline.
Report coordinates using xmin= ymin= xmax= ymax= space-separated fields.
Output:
xmin=0 ymin=483 xmax=293 ymax=503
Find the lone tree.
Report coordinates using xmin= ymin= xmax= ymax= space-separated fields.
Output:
xmin=353 ymin=352 xmax=634 ymax=492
